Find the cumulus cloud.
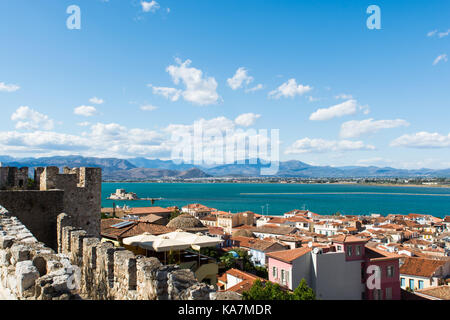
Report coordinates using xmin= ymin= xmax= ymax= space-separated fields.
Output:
xmin=227 ymin=67 xmax=254 ymax=90
xmin=285 ymin=138 xmax=375 ymax=154
xmin=151 ymin=58 xmax=220 ymax=106
xmin=89 ymin=97 xmax=104 ymax=104
xmin=140 ymin=105 xmax=158 ymax=111
xmin=0 ymin=82 xmax=20 ymax=92
xmin=390 ymin=132 xmax=450 ymax=148
xmin=309 ymin=99 xmax=359 ymax=121
xmin=149 ymin=85 xmax=182 ymax=102
xmin=439 ymin=29 xmax=450 ymax=38
xmin=335 ymin=93 xmax=353 ymax=100
xmin=427 ymin=30 xmax=438 ymax=37
xmin=141 ymin=1 xmax=160 ymax=12
xmin=234 ymin=113 xmax=261 ymax=127
xmin=340 ymin=118 xmax=410 ymax=139
xmin=433 ymin=54 xmax=448 ymax=66
xmin=74 ymin=105 xmax=98 ymax=117
xmin=1 ymin=112 xmax=273 ymax=160
xmin=11 ymin=106 xmax=54 ymax=131
xmin=269 ymin=79 xmax=312 ymax=99
xmin=245 ymin=84 xmax=264 ymax=93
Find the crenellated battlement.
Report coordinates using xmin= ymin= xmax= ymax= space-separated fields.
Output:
xmin=0 ymin=166 xmax=102 ymax=248
xmin=0 ymin=166 xmax=29 ymax=190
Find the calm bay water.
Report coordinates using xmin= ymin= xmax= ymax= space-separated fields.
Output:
xmin=102 ymin=183 xmax=450 ymax=218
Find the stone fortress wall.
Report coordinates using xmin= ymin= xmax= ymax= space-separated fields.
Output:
xmin=58 ymin=213 xmax=217 ymax=300
xmin=0 ymin=166 xmax=101 ymax=249
xmin=0 ymin=166 xmax=235 ymax=300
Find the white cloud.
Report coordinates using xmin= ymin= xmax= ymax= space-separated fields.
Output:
xmin=152 ymin=58 xmax=220 ymax=106
xmin=89 ymin=97 xmax=104 ymax=104
xmin=77 ymin=122 xmax=91 ymax=127
xmin=0 ymin=114 xmax=276 ymax=161
xmin=309 ymin=99 xmax=359 ymax=121
xmin=427 ymin=30 xmax=438 ymax=37
xmin=227 ymin=67 xmax=254 ymax=90
xmin=141 ymin=1 xmax=160 ymax=12
xmin=340 ymin=118 xmax=410 ymax=139
xmin=140 ymin=105 xmax=158 ymax=111
xmin=335 ymin=93 xmax=353 ymax=100
xmin=234 ymin=113 xmax=261 ymax=127
xmin=433 ymin=54 xmax=448 ymax=66
xmin=0 ymin=82 xmax=20 ymax=92
xmin=438 ymin=29 xmax=450 ymax=38
xmin=245 ymin=84 xmax=264 ymax=93
xmin=149 ymin=85 xmax=182 ymax=102
xmin=11 ymin=106 xmax=54 ymax=131
xmin=74 ymin=105 xmax=98 ymax=117
xmin=269 ymin=79 xmax=312 ymax=99
xmin=391 ymin=132 xmax=450 ymax=148
xmin=285 ymin=138 xmax=375 ymax=154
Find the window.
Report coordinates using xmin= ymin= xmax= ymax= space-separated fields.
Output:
xmin=356 ymin=245 xmax=361 ymax=256
xmin=409 ymin=279 xmax=414 ymax=290
xmin=401 ymin=278 xmax=405 ymax=287
xmin=347 ymin=245 xmax=353 ymax=257
xmin=281 ymin=270 xmax=285 ymax=284
xmin=272 ymin=267 xmax=277 ymax=278
xmin=387 ymin=265 xmax=394 ymax=277
xmin=418 ymin=280 xmax=424 ymax=289
xmin=385 ymin=287 xmax=392 ymax=300
xmin=285 ymin=271 xmax=290 ymax=286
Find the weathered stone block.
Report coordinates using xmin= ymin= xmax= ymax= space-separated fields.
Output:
xmin=0 ymin=236 xmax=14 ymax=249
xmin=15 ymin=260 xmax=39 ymax=296
xmin=10 ymin=243 xmax=31 ymax=263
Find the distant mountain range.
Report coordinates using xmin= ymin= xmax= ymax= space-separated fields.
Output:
xmin=1 ymin=155 xmax=450 ymax=180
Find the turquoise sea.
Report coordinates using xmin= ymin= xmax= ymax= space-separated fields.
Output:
xmin=101 ymin=183 xmax=450 ymax=218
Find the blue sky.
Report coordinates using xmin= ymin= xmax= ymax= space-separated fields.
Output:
xmin=0 ymin=0 xmax=449 ymax=169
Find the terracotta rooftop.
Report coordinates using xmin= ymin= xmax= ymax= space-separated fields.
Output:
xmin=365 ymin=246 xmax=402 ymax=262
xmin=415 ymin=286 xmax=450 ymax=300
xmin=183 ymin=203 xmax=212 ymax=211
xmin=331 ymin=234 xmax=368 ymax=244
xmin=101 ymin=218 xmax=175 ymax=240
xmin=399 ymin=257 xmax=448 ymax=277
xmin=251 ymin=225 xmax=297 ymax=235
xmin=231 ymin=236 xmax=286 ymax=252
xmin=266 ymin=247 xmax=312 ymax=263
xmin=128 ymin=206 xmax=172 ymax=215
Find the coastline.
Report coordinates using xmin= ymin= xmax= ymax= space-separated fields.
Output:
xmin=102 ymin=180 xmax=450 ymax=189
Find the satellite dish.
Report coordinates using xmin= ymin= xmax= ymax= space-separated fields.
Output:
xmin=313 ymin=247 xmax=320 ymax=254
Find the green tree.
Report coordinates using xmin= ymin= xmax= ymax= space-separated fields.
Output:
xmin=292 ymin=279 xmax=316 ymax=300
xmin=242 ymin=278 xmax=316 ymax=300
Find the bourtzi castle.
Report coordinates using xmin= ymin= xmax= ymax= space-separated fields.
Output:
xmin=0 ymin=166 xmax=219 ymax=300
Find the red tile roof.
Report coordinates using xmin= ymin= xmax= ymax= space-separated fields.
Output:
xmin=331 ymin=234 xmax=368 ymax=244
xmin=128 ymin=207 xmax=172 ymax=215
xmin=399 ymin=257 xmax=448 ymax=277
xmin=266 ymin=247 xmax=312 ymax=263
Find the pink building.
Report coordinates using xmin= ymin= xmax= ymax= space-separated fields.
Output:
xmin=267 ymin=235 xmax=401 ymax=300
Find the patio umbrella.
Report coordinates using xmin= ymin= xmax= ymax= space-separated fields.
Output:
xmin=150 ymin=236 xmax=191 ymax=252
xmin=190 ymin=233 xmax=224 ymax=250
xmin=122 ymin=232 xmax=158 ymax=249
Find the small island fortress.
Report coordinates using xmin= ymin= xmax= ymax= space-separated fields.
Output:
xmin=107 ymin=188 xmax=163 ymax=203
xmin=108 ymin=189 xmax=139 ymax=200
